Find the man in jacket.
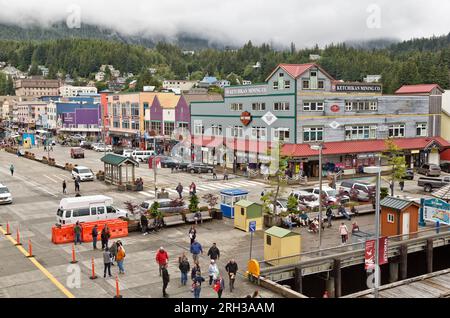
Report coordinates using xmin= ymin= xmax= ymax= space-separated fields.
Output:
xmin=192 ymin=271 xmax=205 ymax=299
xmin=140 ymin=214 xmax=148 ymax=235
xmin=101 ymin=226 xmax=111 ymax=250
xmin=208 ymin=260 xmax=219 ymax=285
xmin=91 ymin=225 xmax=98 ymax=250
xmin=161 ymin=264 xmax=170 ymax=297
xmin=207 ymin=243 xmax=220 ymax=261
xmin=225 ymin=259 xmax=238 ymax=292
xmin=74 ymin=222 xmax=82 ymax=245
xmin=156 ymin=247 xmax=169 ymax=276
xmin=178 ymin=254 xmax=190 ymax=286
xmin=190 ymin=240 xmax=203 ymax=263
xmin=326 ymin=206 xmax=333 ymax=228
xmin=103 ymin=247 xmax=112 ymax=278
xmin=176 ymin=183 xmax=183 ymax=199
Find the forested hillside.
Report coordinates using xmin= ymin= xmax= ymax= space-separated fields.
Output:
xmin=0 ymin=32 xmax=449 ymax=95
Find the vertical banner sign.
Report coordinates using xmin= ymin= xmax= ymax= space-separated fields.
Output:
xmin=148 ymin=156 xmax=161 ymax=169
xmin=379 ymin=237 xmax=388 ymax=265
xmin=365 ymin=239 xmax=375 ymax=270
xmin=365 ymin=237 xmax=388 ymax=270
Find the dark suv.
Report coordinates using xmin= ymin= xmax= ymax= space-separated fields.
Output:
xmin=417 ymin=164 xmax=441 ymax=177
xmin=440 ymin=162 xmax=450 ymax=173
xmin=187 ymin=163 xmax=214 ymax=174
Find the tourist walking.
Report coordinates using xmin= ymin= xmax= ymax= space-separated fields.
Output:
xmin=62 ymin=180 xmax=67 ymax=194
xmin=214 ymin=276 xmax=225 ymax=299
xmin=140 ymin=213 xmax=148 ymax=235
xmin=9 ymin=164 xmax=14 ymax=176
xmin=91 ymin=225 xmax=98 ymax=250
xmin=399 ymin=180 xmax=405 ymax=192
xmin=178 ymin=253 xmax=190 ymax=286
xmin=176 ymin=183 xmax=183 ymax=199
xmin=191 ymin=261 xmax=201 ymax=280
xmin=207 ymin=243 xmax=220 ymax=261
xmin=161 ymin=264 xmax=170 ymax=297
xmin=109 ymin=241 xmax=118 ymax=266
xmin=188 ymin=226 xmax=197 ymax=245
xmin=101 ymin=225 xmax=111 ymax=250
xmin=225 ymin=259 xmax=238 ymax=292
xmin=192 ymin=271 xmax=205 ymax=299
xmin=73 ymin=221 xmax=82 ymax=245
xmin=190 ymin=240 xmax=203 ymax=263
xmin=74 ymin=178 xmax=80 ymax=193
xmin=155 ymin=247 xmax=169 ymax=276
xmin=326 ymin=206 xmax=333 ymax=228
xmin=116 ymin=241 xmax=126 ymax=274
xmin=208 ymin=260 xmax=219 ymax=285
xmin=189 ymin=182 xmax=197 ymax=196
xmin=339 ymin=222 xmax=349 ymax=244
xmin=103 ymin=247 xmax=112 ymax=278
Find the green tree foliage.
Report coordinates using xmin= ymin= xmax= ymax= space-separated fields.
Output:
xmin=0 ymin=34 xmax=449 ymax=93
xmin=189 ymin=194 xmax=200 ymax=213
xmin=0 ymin=73 xmax=15 ymax=95
xmin=384 ymin=139 xmax=407 ymax=196
xmin=287 ymin=195 xmax=299 ymax=214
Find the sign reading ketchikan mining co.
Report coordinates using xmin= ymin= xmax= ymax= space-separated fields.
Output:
xmin=225 ymin=85 xmax=268 ymax=97
xmin=333 ymin=83 xmax=382 ymax=93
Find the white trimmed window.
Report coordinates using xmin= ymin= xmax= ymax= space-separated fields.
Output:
xmin=389 ymin=124 xmax=405 ymax=138
xmin=251 ymin=127 xmax=267 ymax=140
xmin=211 ymin=124 xmax=222 ymax=136
xmin=252 ymin=102 xmax=266 ymax=111
xmin=345 ymin=125 xmax=377 ymax=140
xmin=194 ymin=123 xmax=204 ymax=135
xmin=416 ymin=123 xmax=428 ymax=137
xmin=231 ymin=126 xmax=243 ymax=138
xmin=303 ymin=101 xmax=324 ymax=111
xmin=273 ymin=82 xmax=279 ymax=90
xmin=284 ymin=80 xmax=291 ymax=89
xmin=387 ymin=214 xmax=395 ymax=223
xmin=302 ymin=80 xmax=310 ymax=89
xmin=274 ymin=128 xmax=290 ymax=142
xmin=230 ymin=103 xmax=243 ymax=111
xmin=274 ymin=102 xmax=290 ymax=111
xmin=345 ymin=100 xmax=378 ymax=111
xmin=303 ymin=127 xmax=323 ymax=142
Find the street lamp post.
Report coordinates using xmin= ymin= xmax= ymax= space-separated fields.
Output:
xmin=310 ymin=144 xmax=324 ymax=252
xmin=364 ymin=164 xmax=382 ymax=299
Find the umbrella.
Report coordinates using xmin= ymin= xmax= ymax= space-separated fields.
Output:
xmin=431 ymin=184 xmax=450 ymax=201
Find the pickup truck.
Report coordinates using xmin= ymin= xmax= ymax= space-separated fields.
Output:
xmin=417 ymin=176 xmax=450 ymax=192
xmin=70 ymin=147 xmax=85 ymax=159
xmin=303 ymin=186 xmax=350 ymax=204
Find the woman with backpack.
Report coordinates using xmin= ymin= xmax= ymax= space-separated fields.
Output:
xmin=116 ymin=241 xmax=126 ymax=274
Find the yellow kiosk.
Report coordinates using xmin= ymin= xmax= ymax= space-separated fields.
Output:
xmin=234 ymin=200 xmax=263 ymax=232
xmin=264 ymin=226 xmax=301 ymax=266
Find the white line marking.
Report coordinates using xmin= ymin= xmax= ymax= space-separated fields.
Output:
xmin=139 ymin=191 xmax=154 ymax=197
xmin=166 ymin=189 xmax=179 ymax=195
xmin=53 ymin=175 xmax=65 ymax=181
xmin=246 ymin=181 xmax=267 ymax=186
xmin=197 ymin=185 xmax=218 ymax=191
xmin=44 ymin=175 xmax=58 ymax=183
xmin=123 ymin=194 xmax=136 ymax=200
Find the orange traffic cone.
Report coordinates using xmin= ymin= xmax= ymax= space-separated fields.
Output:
xmin=15 ymin=227 xmax=22 ymax=246
xmin=5 ymin=221 xmax=11 ymax=235
xmin=27 ymin=240 xmax=34 ymax=258
xmin=113 ymin=275 xmax=123 ymax=298
xmin=70 ymin=244 xmax=78 ymax=264
xmin=90 ymin=257 xmax=97 ymax=280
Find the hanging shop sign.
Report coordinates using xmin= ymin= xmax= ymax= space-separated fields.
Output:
xmin=334 ymin=83 xmax=382 ymax=93
xmin=240 ymin=111 xmax=252 ymax=126
xmin=330 ymin=105 xmax=340 ymax=113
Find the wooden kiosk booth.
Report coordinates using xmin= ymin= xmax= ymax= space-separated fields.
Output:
xmin=101 ymin=154 xmax=139 ymax=188
xmin=380 ymin=197 xmax=420 ymax=238
xmin=234 ymin=200 xmax=263 ymax=232
xmin=264 ymin=226 xmax=301 ymax=266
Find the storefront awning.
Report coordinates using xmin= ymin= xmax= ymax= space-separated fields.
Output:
xmin=282 ymin=137 xmax=450 ymax=157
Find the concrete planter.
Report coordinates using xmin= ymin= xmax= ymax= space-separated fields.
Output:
xmin=118 ymin=184 xmax=126 ymax=192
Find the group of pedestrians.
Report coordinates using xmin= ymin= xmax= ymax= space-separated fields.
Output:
xmin=73 ymin=222 xmax=126 ymax=278
xmin=154 ymin=227 xmax=239 ymax=298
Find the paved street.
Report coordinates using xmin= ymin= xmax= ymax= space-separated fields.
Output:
xmin=0 ymin=146 xmax=442 ymax=298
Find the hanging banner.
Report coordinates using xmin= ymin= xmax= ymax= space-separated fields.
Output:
xmin=365 ymin=237 xmax=388 ymax=270
xmin=148 ymin=156 xmax=161 ymax=169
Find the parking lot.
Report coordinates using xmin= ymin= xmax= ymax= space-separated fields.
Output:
xmin=0 ymin=145 xmax=443 ymax=298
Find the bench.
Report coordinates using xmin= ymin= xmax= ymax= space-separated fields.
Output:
xmin=306 ymin=204 xmax=375 ymax=220
xmin=185 ymin=211 xmax=213 ymax=224
xmin=163 ymin=214 xmax=185 ymax=227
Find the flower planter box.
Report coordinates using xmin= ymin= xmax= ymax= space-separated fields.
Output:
xmin=118 ymin=184 xmax=126 ymax=192
xmin=126 ymin=184 xmax=137 ymax=191
xmin=127 ymin=220 xmax=140 ymax=232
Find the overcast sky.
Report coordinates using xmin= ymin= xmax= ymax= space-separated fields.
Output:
xmin=0 ymin=0 xmax=449 ymax=47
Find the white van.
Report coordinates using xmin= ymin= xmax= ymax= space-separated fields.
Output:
xmin=132 ymin=150 xmax=155 ymax=162
xmin=56 ymin=195 xmax=128 ymax=225
xmin=72 ymin=166 xmax=95 ymax=181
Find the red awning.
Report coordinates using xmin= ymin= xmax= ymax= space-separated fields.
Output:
xmin=282 ymin=137 xmax=450 ymax=157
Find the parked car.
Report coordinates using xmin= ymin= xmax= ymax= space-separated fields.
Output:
xmin=339 ymin=180 xmax=376 ymax=202
xmin=70 ymin=147 xmax=85 ymax=159
xmin=304 ymin=186 xmax=350 ymax=204
xmin=417 ymin=164 xmax=441 ymax=177
xmin=71 ymin=134 xmax=85 ymax=141
xmin=187 ymin=163 xmax=215 ymax=174
xmin=56 ymin=195 xmax=127 ymax=225
xmin=80 ymin=141 xmax=93 ymax=150
xmin=402 ymin=168 xmax=414 ymax=180
xmin=95 ymin=144 xmax=112 ymax=152
xmin=417 ymin=176 xmax=450 ymax=192
xmin=0 ymin=183 xmax=13 ymax=204
xmin=139 ymin=198 xmax=187 ymax=214
xmin=292 ymin=191 xmax=320 ymax=209
xmin=440 ymin=162 xmax=450 ymax=173
xmin=71 ymin=166 xmax=94 ymax=181
xmin=160 ymin=157 xmax=180 ymax=168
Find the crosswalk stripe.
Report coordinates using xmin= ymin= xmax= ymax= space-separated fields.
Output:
xmin=195 ymin=186 xmax=213 ymax=191
xmin=166 ymin=189 xmax=179 ymax=195
xmin=197 ymin=185 xmax=219 ymax=191
xmin=229 ymin=181 xmax=252 ymax=187
xmin=245 ymin=180 xmax=267 ymax=186
xmin=53 ymin=175 xmax=65 ymax=181
xmin=123 ymin=194 xmax=136 ymax=200
xmin=183 ymin=189 xmax=190 ymax=193
xmin=202 ymin=184 xmax=224 ymax=189
xmin=139 ymin=191 xmax=154 ymax=197
xmin=44 ymin=175 xmax=58 ymax=183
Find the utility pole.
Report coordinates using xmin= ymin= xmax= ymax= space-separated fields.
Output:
xmin=318 ymin=144 xmax=323 ymax=252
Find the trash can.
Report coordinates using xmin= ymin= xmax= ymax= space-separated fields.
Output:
xmin=214 ymin=210 xmax=223 ymax=220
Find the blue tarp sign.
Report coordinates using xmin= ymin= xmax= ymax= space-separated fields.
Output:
xmin=421 ymin=198 xmax=450 ymax=225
